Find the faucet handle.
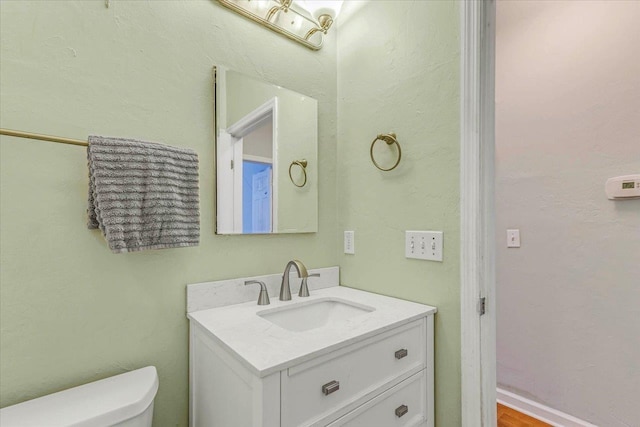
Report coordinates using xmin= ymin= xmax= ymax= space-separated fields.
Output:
xmin=299 ymin=273 xmax=320 ymax=298
xmin=245 ymin=280 xmax=270 ymax=306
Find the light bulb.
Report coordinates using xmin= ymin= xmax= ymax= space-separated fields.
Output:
xmin=300 ymin=0 xmax=344 ymax=20
xmin=255 ymin=0 xmax=270 ymax=11
xmin=291 ymin=14 xmax=303 ymax=31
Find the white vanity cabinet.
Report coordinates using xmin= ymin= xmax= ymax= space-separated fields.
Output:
xmin=189 ymin=315 xmax=434 ymax=427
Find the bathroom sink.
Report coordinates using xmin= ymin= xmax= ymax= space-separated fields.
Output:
xmin=257 ymin=298 xmax=375 ymax=332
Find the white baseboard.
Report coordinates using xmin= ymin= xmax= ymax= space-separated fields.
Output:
xmin=497 ymin=388 xmax=598 ymax=427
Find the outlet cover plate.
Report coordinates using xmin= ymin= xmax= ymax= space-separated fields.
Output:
xmin=507 ymin=229 xmax=521 ymax=248
xmin=344 ymin=231 xmax=355 ymax=254
xmin=406 ymin=231 xmax=443 ymax=261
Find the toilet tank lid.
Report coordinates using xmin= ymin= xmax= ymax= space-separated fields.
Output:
xmin=0 ymin=366 xmax=159 ymax=427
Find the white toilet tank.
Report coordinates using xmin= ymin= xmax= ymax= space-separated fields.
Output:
xmin=0 ymin=366 xmax=158 ymax=427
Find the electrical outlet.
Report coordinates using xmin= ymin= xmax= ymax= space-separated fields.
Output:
xmin=344 ymin=231 xmax=355 ymax=254
xmin=405 ymin=231 xmax=443 ymax=261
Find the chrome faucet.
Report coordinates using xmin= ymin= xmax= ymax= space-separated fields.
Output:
xmin=280 ymin=260 xmax=308 ymax=301
xmin=245 ymin=280 xmax=270 ymax=305
xmin=299 ymin=273 xmax=320 ymax=297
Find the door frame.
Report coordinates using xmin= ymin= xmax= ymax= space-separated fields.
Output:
xmin=227 ymin=97 xmax=279 ymax=233
xmin=460 ymin=1 xmax=497 ymax=426
xmin=217 ymin=97 xmax=279 ymax=234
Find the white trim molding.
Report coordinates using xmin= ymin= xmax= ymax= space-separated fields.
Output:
xmin=227 ymin=97 xmax=277 ymax=138
xmin=243 ymin=154 xmax=273 ymax=164
xmin=460 ymin=0 xmax=497 ymax=426
xmin=497 ymin=388 xmax=598 ymax=427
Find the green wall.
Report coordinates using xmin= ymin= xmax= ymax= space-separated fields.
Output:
xmin=0 ymin=1 xmax=337 ymax=425
xmin=1 ymin=1 xmax=463 ymax=425
xmin=337 ymin=2 xmax=461 ymax=426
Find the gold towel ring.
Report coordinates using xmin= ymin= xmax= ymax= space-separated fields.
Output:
xmin=370 ymin=133 xmax=401 ymax=171
xmin=288 ymin=159 xmax=308 ymax=187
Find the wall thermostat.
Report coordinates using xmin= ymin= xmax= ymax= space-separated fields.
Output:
xmin=605 ymin=174 xmax=640 ymax=200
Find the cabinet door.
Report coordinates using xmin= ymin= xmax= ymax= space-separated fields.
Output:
xmin=327 ymin=370 xmax=427 ymax=427
xmin=281 ymin=319 xmax=426 ymax=427
xmin=190 ymin=324 xmax=280 ymax=427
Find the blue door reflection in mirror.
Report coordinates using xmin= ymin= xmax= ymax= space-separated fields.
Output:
xmin=243 ymin=161 xmax=272 ymax=234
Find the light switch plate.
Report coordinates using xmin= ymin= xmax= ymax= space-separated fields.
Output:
xmin=507 ymin=229 xmax=521 ymax=248
xmin=344 ymin=231 xmax=355 ymax=254
xmin=405 ymin=231 xmax=443 ymax=261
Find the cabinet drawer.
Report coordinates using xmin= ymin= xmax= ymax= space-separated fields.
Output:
xmin=281 ymin=319 xmax=426 ymax=427
xmin=327 ymin=370 xmax=427 ymax=427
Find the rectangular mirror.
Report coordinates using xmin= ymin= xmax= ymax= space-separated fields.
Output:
xmin=214 ymin=66 xmax=318 ymax=234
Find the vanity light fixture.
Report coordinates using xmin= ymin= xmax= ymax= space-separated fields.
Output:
xmin=216 ymin=0 xmax=343 ymax=50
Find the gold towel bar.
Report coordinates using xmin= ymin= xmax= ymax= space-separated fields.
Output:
xmin=0 ymin=128 xmax=89 ymax=147
xmin=370 ymin=133 xmax=401 ymax=171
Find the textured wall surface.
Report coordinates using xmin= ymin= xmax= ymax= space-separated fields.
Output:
xmin=0 ymin=1 xmax=337 ymax=424
xmin=337 ymin=2 xmax=461 ymax=425
xmin=496 ymin=1 xmax=640 ymax=425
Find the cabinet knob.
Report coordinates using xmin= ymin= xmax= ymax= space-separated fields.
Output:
xmin=321 ymin=380 xmax=340 ymax=396
xmin=395 ymin=348 xmax=408 ymax=359
xmin=395 ymin=404 xmax=409 ymax=418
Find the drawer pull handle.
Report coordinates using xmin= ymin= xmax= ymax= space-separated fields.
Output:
xmin=395 ymin=404 xmax=409 ymax=418
xmin=322 ymin=380 xmax=340 ymax=396
xmin=395 ymin=348 xmax=408 ymax=359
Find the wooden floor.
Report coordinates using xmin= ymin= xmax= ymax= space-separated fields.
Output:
xmin=498 ymin=403 xmax=552 ymax=427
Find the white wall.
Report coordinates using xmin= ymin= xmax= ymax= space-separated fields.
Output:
xmin=243 ymin=121 xmax=273 ymax=160
xmin=496 ymin=1 xmax=640 ymax=425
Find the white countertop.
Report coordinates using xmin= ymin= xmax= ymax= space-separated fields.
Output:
xmin=188 ymin=286 xmax=437 ymax=378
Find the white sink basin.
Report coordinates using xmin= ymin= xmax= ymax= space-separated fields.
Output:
xmin=257 ymin=298 xmax=375 ymax=332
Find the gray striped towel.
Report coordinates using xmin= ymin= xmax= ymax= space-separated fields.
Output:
xmin=87 ymin=135 xmax=200 ymax=253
